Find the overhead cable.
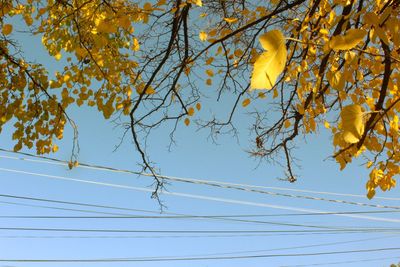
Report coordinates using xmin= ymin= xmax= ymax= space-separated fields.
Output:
xmin=1 ymin=247 xmax=400 ymax=262
xmin=1 ymin=167 xmax=400 ymax=223
xmin=1 ymin=149 xmax=399 ymax=201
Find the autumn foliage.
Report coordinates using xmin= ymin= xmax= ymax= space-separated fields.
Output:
xmin=0 ymin=0 xmax=399 ymax=198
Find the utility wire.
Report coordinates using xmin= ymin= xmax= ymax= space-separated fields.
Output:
xmin=0 ymin=227 xmax=399 ymax=233
xmin=1 ymin=149 xmax=399 ymax=201
xmin=104 ymin=235 xmax=397 ymax=258
xmin=282 ymin=256 xmax=400 ymax=267
xmin=1 ymin=198 xmax=383 ymax=230
xmin=0 ymin=200 xmax=134 ymax=216
xmin=1 ymin=167 xmax=400 ymax=223
xmin=2 ymin=196 xmax=400 ymax=231
xmin=0 ymin=231 xmax=386 ymax=239
xmin=0 ymin=164 xmax=398 ymax=209
xmin=1 ymin=212 xmax=399 ymax=219
xmin=1 ymin=247 xmax=400 ymax=262
xmin=1 ymin=193 xmax=400 ymax=217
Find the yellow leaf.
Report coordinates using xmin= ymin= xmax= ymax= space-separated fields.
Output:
xmin=187 ymin=107 xmax=195 ymax=116
xmin=206 ymin=78 xmax=212 ymax=86
xmin=375 ymin=27 xmax=389 ymax=45
xmin=340 ymin=104 xmax=364 ymax=143
xmin=234 ymin=49 xmax=243 ymax=57
xmin=251 ymin=30 xmax=287 ymax=90
xmin=324 ymin=121 xmax=330 ymax=129
xmin=205 ymin=57 xmax=214 ymax=65
xmin=258 ymin=92 xmax=266 ymax=99
xmin=205 ymin=69 xmax=214 ymax=77
xmin=190 ymin=0 xmax=202 ymax=6
xmin=326 ymin=70 xmax=345 ymax=90
xmin=273 ymin=88 xmax=278 ymax=98
xmin=2 ymin=24 xmax=12 ymax=35
xmin=184 ymin=118 xmax=190 ymax=126
xmin=242 ymin=98 xmax=251 ymax=107
xmin=143 ymin=2 xmax=153 ymax=10
xmin=196 ymin=103 xmax=201 ymax=110
xmin=132 ymin=38 xmax=140 ymax=51
xmin=97 ymin=20 xmax=117 ymax=34
xmin=199 ymin=31 xmax=207 ymax=41
xmin=329 ymin=29 xmax=367 ymax=50
xmin=52 ymin=145 xmax=59 ymax=153
xmin=118 ymin=16 xmax=131 ymax=29
xmin=224 ymin=17 xmax=238 ymax=23
xmin=284 ymin=120 xmax=291 ymax=128
xmin=54 ymin=52 xmax=62 ymax=61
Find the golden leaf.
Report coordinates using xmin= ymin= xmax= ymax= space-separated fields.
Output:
xmin=329 ymin=29 xmax=367 ymax=50
xmin=205 ymin=57 xmax=214 ymax=65
xmin=326 ymin=70 xmax=345 ymax=90
xmin=242 ymin=98 xmax=251 ymax=107
xmin=224 ymin=17 xmax=238 ymax=23
xmin=54 ymin=52 xmax=62 ymax=61
xmin=251 ymin=30 xmax=287 ymax=90
xmin=199 ymin=31 xmax=207 ymax=41
xmin=205 ymin=69 xmax=214 ymax=77
xmin=187 ymin=107 xmax=195 ymax=116
xmin=340 ymin=104 xmax=364 ymax=143
xmin=192 ymin=0 xmax=202 ymax=6
xmin=2 ymin=24 xmax=12 ymax=35
xmin=184 ymin=118 xmax=190 ymax=126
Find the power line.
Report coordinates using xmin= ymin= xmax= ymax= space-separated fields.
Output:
xmin=0 ymin=193 xmax=161 ymax=215
xmin=0 ymin=231 xmax=386 ymax=239
xmin=1 ymin=212 xmax=399 ymax=219
xmin=0 ymin=236 xmax=393 ymax=257
xmin=282 ymin=256 xmax=400 ymax=267
xmin=0 ymin=227 xmax=399 ymax=233
xmin=1 ymin=247 xmax=400 ymax=262
xmin=1 ymin=149 xmax=399 ymax=201
xmin=1 ymin=167 xmax=400 ymax=223
xmin=2 ymin=195 xmax=400 ymax=231
xmin=119 ymin=235 xmax=398 ymax=258
xmin=2 ymin=193 xmax=400 ymax=218
xmin=1 ymin=198 xmax=381 ymax=230
xmin=1 ymin=166 xmax=399 ymax=210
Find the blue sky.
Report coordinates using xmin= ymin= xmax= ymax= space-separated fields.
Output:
xmin=1 ymin=7 xmax=400 ymax=267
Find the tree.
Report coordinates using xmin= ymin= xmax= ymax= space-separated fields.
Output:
xmin=0 ymin=0 xmax=399 ymax=199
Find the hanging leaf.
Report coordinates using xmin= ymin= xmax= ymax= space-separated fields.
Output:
xmin=190 ymin=0 xmax=202 ymax=6
xmin=224 ymin=17 xmax=238 ymax=23
xmin=184 ymin=118 xmax=190 ymax=126
xmin=340 ymin=104 xmax=364 ymax=143
xmin=2 ymin=24 xmax=12 ymax=35
xmin=329 ymin=29 xmax=367 ymax=50
xmin=199 ymin=31 xmax=207 ymax=41
xmin=187 ymin=107 xmax=195 ymax=116
xmin=251 ymin=30 xmax=287 ymax=90
xmin=326 ymin=70 xmax=345 ymax=90
xmin=242 ymin=98 xmax=251 ymax=107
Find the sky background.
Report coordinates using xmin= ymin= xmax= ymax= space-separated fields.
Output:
xmin=1 ymin=8 xmax=400 ymax=267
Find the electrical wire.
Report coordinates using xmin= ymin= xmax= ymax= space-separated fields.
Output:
xmin=1 ymin=167 xmax=400 ymax=223
xmin=282 ymin=256 xmax=400 ymax=266
xmin=1 ymin=149 xmax=399 ymax=201
xmin=1 ymin=247 xmax=400 ymax=262
xmin=0 ymin=231 xmax=387 ymax=239
xmin=0 ymin=227 xmax=399 ymax=233
xmin=0 ymin=165 xmax=398 ymax=210
xmin=2 ymin=193 xmax=400 ymax=218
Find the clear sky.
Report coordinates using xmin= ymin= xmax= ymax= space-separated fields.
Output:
xmin=1 ymin=8 xmax=400 ymax=267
